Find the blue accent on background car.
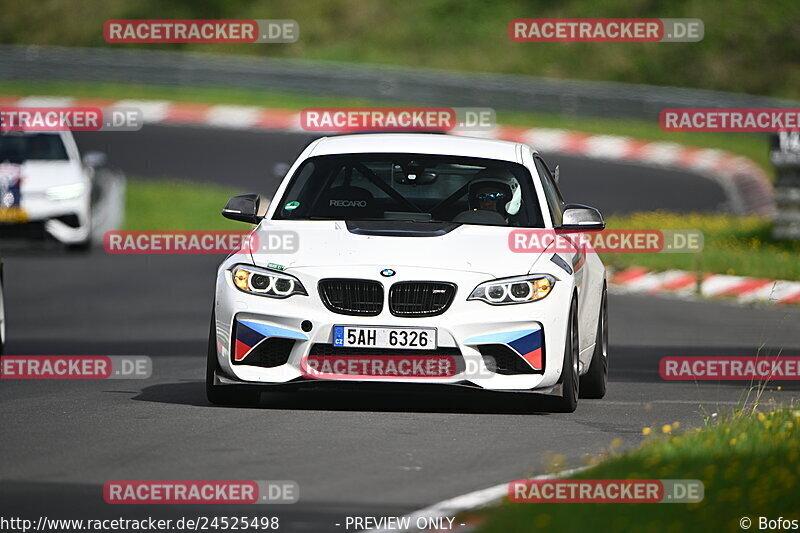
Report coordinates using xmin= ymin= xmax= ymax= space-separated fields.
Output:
xmin=380 ymin=269 xmax=396 ymax=277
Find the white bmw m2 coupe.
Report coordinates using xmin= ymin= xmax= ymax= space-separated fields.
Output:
xmin=208 ymin=133 xmax=608 ymax=412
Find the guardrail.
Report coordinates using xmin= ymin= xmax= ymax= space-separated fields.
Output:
xmin=1 ymin=45 xmax=791 ymax=222
xmin=1 ymin=44 xmax=797 ymax=121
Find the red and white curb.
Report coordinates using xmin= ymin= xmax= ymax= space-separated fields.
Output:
xmin=609 ymin=266 xmax=800 ymax=306
xmin=363 ymin=466 xmax=590 ymax=533
xmin=1 ymin=95 xmax=773 ymax=217
xmin=492 ymin=126 xmax=774 ymax=217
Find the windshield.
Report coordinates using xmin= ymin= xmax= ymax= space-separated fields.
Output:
xmin=0 ymin=132 xmax=69 ymax=163
xmin=274 ymin=153 xmax=544 ymax=227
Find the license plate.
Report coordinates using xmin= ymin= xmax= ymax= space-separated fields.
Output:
xmin=333 ymin=326 xmax=437 ymax=350
xmin=0 ymin=207 xmax=28 ymax=223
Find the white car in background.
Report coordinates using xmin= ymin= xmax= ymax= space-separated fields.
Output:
xmin=0 ymin=130 xmax=105 ymax=249
xmin=207 ymin=134 xmax=608 ymax=412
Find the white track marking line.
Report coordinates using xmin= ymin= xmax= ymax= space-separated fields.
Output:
xmin=365 ymin=394 xmax=773 ymax=533
xmin=598 ymin=400 xmax=743 ymax=406
xmin=363 ymin=466 xmax=590 ymax=533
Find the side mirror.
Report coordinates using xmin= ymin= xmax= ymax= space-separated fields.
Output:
xmin=553 ymin=165 xmax=560 ymax=184
xmin=222 ymin=193 xmax=262 ymax=224
xmin=82 ymin=151 xmax=107 ymax=168
xmin=559 ymin=203 xmax=605 ymax=231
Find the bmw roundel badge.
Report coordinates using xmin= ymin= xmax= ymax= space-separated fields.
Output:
xmin=380 ymin=268 xmax=396 ymax=277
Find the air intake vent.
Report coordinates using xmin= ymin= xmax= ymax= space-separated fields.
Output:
xmin=233 ymin=337 xmax=295 ymax=367
xmin=318 ymin=278 xmax=384 ymax=316
xmin=309 ymin=343 xmax=462 ymax=357
xmin=478 ymin=344 xmax=542 ymax=375
xmin=389 ymin=282 xmax=456 ymax=317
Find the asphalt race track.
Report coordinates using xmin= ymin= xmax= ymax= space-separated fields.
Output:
xmin=71 ymin=125 xmax=730 ymax=215
xmin=1 ymin=126 xmax=798 ymax=532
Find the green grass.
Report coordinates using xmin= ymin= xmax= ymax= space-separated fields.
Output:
xmin=0 ymin=80 xmax=377 ymax=110
xmin=601 ymin=212 xmax=800 ymax=281
xmin=1 ymin=0 xmax=799 ymax=99
xmin=0 ymin=80 xmax=773 ymax=176
xmin=469 ymin=408 xmax=800 ymax=533
xmin=123 ymin=178 xmax=242 ymax=231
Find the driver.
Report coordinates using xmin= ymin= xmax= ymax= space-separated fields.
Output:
xmin=467 ymin=170 xmax=522 ymax=221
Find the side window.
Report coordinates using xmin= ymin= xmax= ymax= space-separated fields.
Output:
xmin=534 ymin=156 xmax=564 ymax=226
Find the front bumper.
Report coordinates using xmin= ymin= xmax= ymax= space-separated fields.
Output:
xmin=1 ymin=193 xmax=90 ymax=244
xmin=213 ymin=263 xmax=573 ymax=393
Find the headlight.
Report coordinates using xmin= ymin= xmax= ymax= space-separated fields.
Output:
xmin=46 ymin=183 xmax=85 ymax=201
xmin=468 ymin=275 xmax=555 ymax=305
xmin=229 ymin=265 xmax=307 ymax=299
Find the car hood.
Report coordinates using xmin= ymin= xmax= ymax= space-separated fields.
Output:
xmin=249 ymin=220 xmax=550 ymax=278
xmin=19 ymin=161 xmax=85 ymax=192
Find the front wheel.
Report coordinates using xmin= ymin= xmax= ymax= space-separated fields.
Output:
xmin=206 ymin=312 xmax=261 ymax=406
xmin=580 ymin=286 xmax=608 ymax=399
xmin=553 ymin=300 xmax=579 ymax=413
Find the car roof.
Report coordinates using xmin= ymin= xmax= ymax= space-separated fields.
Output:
xmin=308 ymin=133 xmax=532 ymax=163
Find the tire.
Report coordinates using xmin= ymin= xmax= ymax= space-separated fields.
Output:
xmin=553 ymin=299 xmax=579 ymax=413
xmin=206 ymin=312 xmax=261 ymax=406
xmin=580 ymin=286 xmax=608 ymax=399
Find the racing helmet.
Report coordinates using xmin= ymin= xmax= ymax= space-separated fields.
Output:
xmin=467 ymin=170 xmax=522 ymax=216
